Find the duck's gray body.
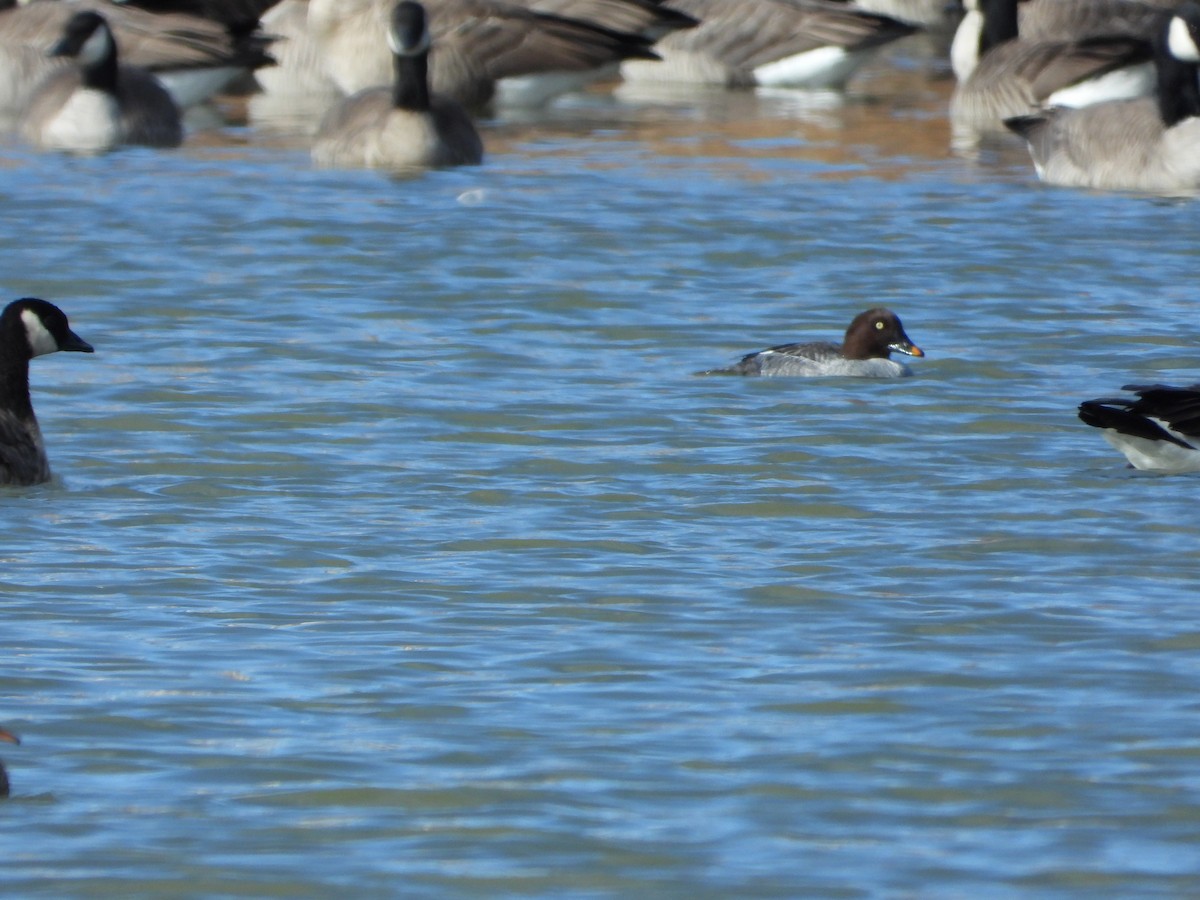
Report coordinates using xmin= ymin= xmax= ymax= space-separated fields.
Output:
xmin=700 ymin=308 xmax=924 ymax=378
xmin=718 ymin=342 xmax=914 ymax=377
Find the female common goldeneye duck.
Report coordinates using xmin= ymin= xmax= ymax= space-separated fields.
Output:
xmin=0 ymin=298 xmax=94 ymax=486
xmin=700 ymin=307 xmax=925 ymax=377
xmin=0 ymin=726 xmax=19 ymax=798
xmin=1079 ymin=383 xmax=1200 ymax=473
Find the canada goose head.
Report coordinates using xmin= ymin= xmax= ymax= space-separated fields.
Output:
xmin=49 ymin=11 xmax=119 ymax=92
xmin=388 ymin=1 xmax=433 ymax=111
xmin=7 ymin=298 xmax=94 ymax=361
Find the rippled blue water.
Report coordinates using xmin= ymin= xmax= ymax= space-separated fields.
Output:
xmin=2 ymin=59 xmax=1200 ymax=897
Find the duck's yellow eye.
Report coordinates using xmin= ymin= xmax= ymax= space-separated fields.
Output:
xmin=875 ymin=320 xmax=885 ymax=330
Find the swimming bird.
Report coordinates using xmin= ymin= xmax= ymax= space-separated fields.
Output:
xmin=949 ymin=0 xmax=1155 ymax=133
xmin=1079 ymin=383 xmax=1200 ymax=472
xmin=311 ymin=1 xmax=483 ymax=168
xmin=700 ymin=308 xmax=925 ymax=377
xmin=18 ymin=10 xmax=183 ymax=153
xmin=0 ymin=727 xmax=19 ymax=798
xmin=620 ymin=0 xmax=919 ymax=90
xmin=0 ymin=298 xmax=94 ymax=487
xmin=1004 ymin=2 xmax=1200 ymax=193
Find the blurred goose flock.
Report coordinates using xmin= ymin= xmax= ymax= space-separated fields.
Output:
xmin=3 ymin=0 xmax=1200 ymax=895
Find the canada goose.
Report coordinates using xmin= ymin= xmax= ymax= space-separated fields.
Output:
xmin=307 ymin=0 xmax=661 ymax=110
xmin=619 ymin=0 xmax=919 ymax=91
xmin=0 ymin=1 xmax=275 ymax=111
xmin=0 ymin=299 xmax=93 ymax=487
xmin=949 ymin=0 xmax=1155 ymax=132
xmin=19 ymin=10 xmax=183 ymax=153
xmin=1004 ymin=2 xmax=1200 ymax=192
xmin=311 ymin=1 xmax=483 ymax=168
xmin=1079 ymin=381 xmax=1200 ymax=472
xmin=950 ymin=0 xmax=1168 ymax=80
xmin=698 ymin=308 xmax=925 ymax=377
xmin=0 ymin=727 xmax=19 ymax=798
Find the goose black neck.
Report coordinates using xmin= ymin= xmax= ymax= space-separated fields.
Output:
xmin=979 ymin=0 xmax=1019 ymax=55
xmin=0 ymin=313 xmax=34 ymax=421
xmin=0 ymin=356 xmax=34 ymax=422
xmin=81 ymin=41 xmax=119 ymax=93
xmin=1156 ymin=32 xmax=1200 ymax=126
xmin=392 ymin=52 xmax=431 ymax=112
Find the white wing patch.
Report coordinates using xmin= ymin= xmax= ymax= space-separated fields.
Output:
xmin=753 ymin=47 xmax=863 ymax=89
xmin=1169 ymin=15 xmax=1200 ymax=63
xmin=1046 ymin=62 xmax=1155 ymax=109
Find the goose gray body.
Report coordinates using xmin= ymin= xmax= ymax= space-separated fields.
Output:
xmin=523 ymin=0 xmax=697 ymax=41
xmin=1080 ymin=383 xmax=1200 ymax=472
xmin=952 ymin=0 xmax=1168 ymax=79
xmin=854 ymin=0 xmax=956 ymax=28
xmin=0 ymin=0 xmax=274 ymax=110
xmin=110 ymin=0 xmax=284 ymax=30
xmin=950 ymin=0 xmax=1155 ymax=131
xmin=951 ymin=35 xmax=1154 ymax=124
xmin=1008 ymin=98 xmax=1200 ymax=190
xmin=0 ymin=40 xmax=61 ymax=122
xmin=18 ymin=11 xmax=183 ymax=152
xmin=308 ymin=0 xmax=661 ymax=110
xmin=1005 ymin=2 xmax=1200 ymax=192
xmin=312 ymin=88 xmax=483 ymax=167
xmin=0 ymin=298 xmax=93 ymax=487
xmin=620 ymin=0 xmax=919 ymax=89
xmin=312 ymin=1 xmax=483 ymax=168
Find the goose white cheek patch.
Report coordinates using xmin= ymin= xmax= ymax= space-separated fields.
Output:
xmin=387 ymin=25 xmax=431 ymax=57
xmin=1169 ymin=16 xmax=1200 ymax=63
xmin=78 ymin=27 xmax=113 ymax=68
xmin=20 ymin=310 xmax=59 ymax=357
